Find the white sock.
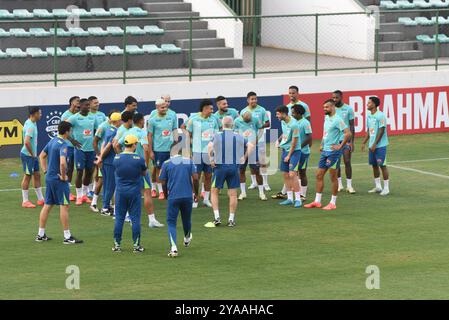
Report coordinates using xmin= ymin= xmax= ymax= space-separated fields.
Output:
xmin=204 ymin=191 xmax=210 ymax=201
xmin=91 ymin=181 xmax=96 ymax=192
xmin=240 ymin=183 xmax=246 ymax=195
xmin=82 ymin=185 xmax=89 ymax=196
xmin=383 ymin=179 xmax=389 ymax=190
xmin=250 ymin=175 xmax=257 ymax=185
xmin=347 ymin=179 xmax=352 ymax=189
xmin=76 ymin=188 xmax=83 ymax=198
xmin=314 ymin=193 xmax=322 ymax=203
xmin=229 ymin=213 xmax=235 ymax=222
xmin=281 ymin=184 xmax=287 ymax=194
xmin=151 ymin=182 xmax=156 ymax=191
xmin=287 ymin=191 xmax=293 ymax=201
xmin=157 ymin=183 xmax=163 ymax=193
xmin=338 ymin=177 xmax=343 ymax=188
xmin=201 ymin=183 xmax=205 ymax=193
xmin=330 ymin=195 xmax=337 ymax=205
xmin=92 ymin=194 xmax=98 ymax=206
xmin=171 ymin=245 xmax=178 ymax=252
xmin=213 ymin=210 xmax=220 ymax=219
xmin=63 ymin=230 xmax=71 ymax=239
xmin=301 ymin=186 xmax=308 ymax=197
xmin=258 ymin=185 xmax=264 ymax=196
xmin=262 ymin=174 xmax=269 ymax=186
xmin=374 ymin=178 xmax=382 ymax=189
xmin=148 ymin=213 xmax=156 ymax=223
xmin=295 ymin=192 xmax=301 ymax=201
xmin=34 ymin=187 xmax=44 ymax=201
xmin=22 ymin=189 xmax=29 ymax=202
xmin=38 ymin=228 xmax=45 ymax=237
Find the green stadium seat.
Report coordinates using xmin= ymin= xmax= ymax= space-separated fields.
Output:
xmin=144 ymin=25 xmax=164 ymax=35
xmin=415 ymin=17 xmax=434 ymax=25
xmin=69 ymin=27 xmax=89 ymax=37
xmin=105 ymin=45 xmax=124 ymax=55
xmin=415 ymin=34 xmax=449 ymax=43
xmin=380 ymin=1 xmax=400 ymax=9
xmin=49 ymin=28 xmax=72 ymax=37
xmin=71 ymin=8 xmax=92 ymax=18
xmin=6 ymin=48 xmax=27 ymax=58
xmin=142 ymin=44 xmax=163 ymax=54
xmin=90 ymin=8 xmax=112 ymax=17
xmin=128 ymin=7 xmax=148 ymax=17
xmin=161 ymin=44 xmax=182 ymax=54
xmin=52 ymin=9 xmax=70 ymax=19
xmin=125 ymin=45 xmax=144 ymax=55
xmin=10 ymin=28 xmax=30 ymax=37
xmin=13 ymin=9 xmax=34 ymax=19
xmin=86 ymin=46 xmax=106 ymax=56
xmin=397 ymin=0 xmax=415 ymax=9
xmin=435 ymin=34 xmax=449 ymax=42
xmin=26 ymin=48 xmax=48 ymax=58
xmin=110 ymin=8 xmax=130 ymax=17
xmin=125 ymin=26 xmax=146 ymax=35
xmin=429 ymin=0 xmax=449 ymax=8
xmin=33 ymin=9 xmax=53 ymax=18
xmin=398 ymin=17 xmax=418 ymax=26
xmin=88 ymin=27 xmax=108 ymax=36
xmin=46 ymin=47 xmax=68 ymax=57
xmin=431 ymin=16 xmax=449 ymax=25
xmin=107 ymin=26 xmax=124 ymax=36
xmin=414 ymin=0 xmax=432 ymax=8
xmin=29 ymin=28 xmax=51 ymax=37
xmin=0 ymin=10 xmax=14 ymax=19
xmin=0 ymin=50 xmax=7 ymax=58
xmin=66 ymin=47 xmax=87 ymax=57
xmin=0 ymin=28 xmax=11 ymax=37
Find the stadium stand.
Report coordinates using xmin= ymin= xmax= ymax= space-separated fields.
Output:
xmin=0 ymin=0 xmax=243 ymax=75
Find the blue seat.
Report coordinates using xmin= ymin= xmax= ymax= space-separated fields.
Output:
xmin=26 ymin=48 xmax=48 ymax=58
xmin=161 ymin=44 xmax=182 ymax=54
xmin=0 ymin=10 xmax=14 ymax=19
xmin=415 ymin=17 xmax=434 ymax=25
xmin=10 ymin=28 xmax=30 ymax=37
xmin=142 ymin=45 xmax=163 ymax=54
xmin=380 ymin=1 xmax=400 ymax=9
xmin=13 ymin=9 xmax=34 ymax=19
xmin=0 ymin=28 xmax=11 ymax=37
xmin=107 ymin=26 xmax=124 ymax=36
xmin=33 ymin=9 xmax=53 ymax=18
xmin=86 ymin=46 xmax=106 ymax=56
xmin=69 ymin=27 xmax=89 ymax=37
xmin=29 ymin=28 xmax=51 ymax=37
xmin=90 ymin=8 xmax=112 ymax=17
xmin=128 ymin=7 xmax=148 ymax=17
xmin=52 ymin=9 xmax=70 ymax=19
xmin=46 ymin=47 xmax=68 ymax=57
xmin=414 ymin=0 xmax=432 ymax=8
xmin=66 ymin=47 xmax=87 ymax=57
xmin=105 ymin=45 xmax=124 ymax=55
xmin=144 ymin=25 xmax=165 ymax=35
xmin=397 ymin=0 xmax=415 ymax=9
xmin=88 ymin=27 xmax=108 ymax=36
xmin=6 ymin=48 xmax=28 ymax=58
xmin=49 ymin=28 xmax=72 ymax=37
xmin=398 ymin=17 xmax=418 ymax=26
xmin=125 ymin=45 xmax=145 ymax=55
xmin=110 ymin=8 xmax=130 ymax=17
xmin=0 ymin=50 xmax=7 ymax=58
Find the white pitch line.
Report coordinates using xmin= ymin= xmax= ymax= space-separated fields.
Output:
xmin=389 ymin=165 xmax=449 ymax=180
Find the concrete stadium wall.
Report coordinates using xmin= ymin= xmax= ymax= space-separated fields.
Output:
xmin=260 ymin=0 xmax=375 ymax=60
xmin=1 ymin=69 xmax=449 ymax=158
xmin=184 ymin=0 xmax=244 ymax=59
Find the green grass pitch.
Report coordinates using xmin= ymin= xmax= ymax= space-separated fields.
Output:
xmin=0 ymin=133 xmax=448 ymax=299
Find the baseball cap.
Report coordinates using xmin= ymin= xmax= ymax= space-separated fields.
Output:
xmin=124 ymin=134 xmax=138 ymax=145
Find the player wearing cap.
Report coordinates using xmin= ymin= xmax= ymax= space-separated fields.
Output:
xmin=112 ymin=134 xmax=147 ymax=253
xmin=35 ymin=121 xmax=83 ymax=244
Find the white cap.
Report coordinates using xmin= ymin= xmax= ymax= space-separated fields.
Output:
xmin=155 ymin=98 xmax=165 ymax=106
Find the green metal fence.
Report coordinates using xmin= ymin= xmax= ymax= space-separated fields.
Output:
xmin=1 ymin=9 xmax=449 ymax=86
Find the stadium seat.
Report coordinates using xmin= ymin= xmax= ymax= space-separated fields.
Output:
xmin=435 ymin=34 xmax=449 ymax=42
xmin=142 ymin=44 xmax=163 ymax=54
xmin=397 ymin=0 xmax=415 ymax=9
xmin=88 ymin=27 xmax=108 ymax=36
xmin=6 ymin=48 xmax=27 ymax=58
xmin=398 ymin=17 xmax=418 ymax=26
xmin=49 ymin=28 xmax=72 ymax=37
xmin=107 ymin=26 xmax=124 ymax=36
xmin=90 ymin=8 xmax=112 ymax=17
xmin=429 ymin=0 xmax=449 ymax=8
xmin=26 ymin=48 xmax=48 ymax=58
xmin=380 ymin=1 xmax=400 ymax=9
xmin=85 ymin=46 xmax=106 ymax=56
xmin=128 ymin=7 xmax=149 ymax=17
xmin=69 ymin=27 xmax=89 ymax=37
xmin=125 ymin=26 xmax=146 ymax=35
xmin=161 ymin=44 xmax=182 ymax=54
xmin=0 ymin=10 xmax=14 ymax=19
xmin=144 ymin=25 xmax=165 ymax=35
xmin=105 ymin=45 xmax=124 ymax=55
xmin=0 ymin=28 xmax=11 ymax=37
xmin=10 ymin=28 xmax=30 ymax=37
xmin=414 ymin=0 xmax=432 ymax=8
xmin=125 ymin=45 xmax=145 ymax=55
xmin=46 ymin=47 xmax=68 ymax=57
xmin=110 ymin=8 xmax=130 ymax=17
xmin=33 ymin=9 xmax=53 ymax=19
xmin=52 ymin=9 xmax=70 ymax=19
xmin=29 ymin=28 xmax=51 ymax=37
xmin=71 ymin=8 xmax=92 ymax=18
xmin=431 ymin=16 xmax=449 ymax=25
xmin=13 ymin=9 xmax=34 ymax=19
xmin=66 ymin=47 xmax=87 ymax=56
xmin=416 ymin=34 xmax=434 ymax=43
xmin=0 ymin=50 xmax=7 ymax=58
xmin=415 ymin=17 xmax=434 ymax=25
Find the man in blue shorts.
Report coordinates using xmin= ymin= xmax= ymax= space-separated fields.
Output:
xmin=112 ymin=135 xmax=147 ymax=253
xmin=305 ymin=99 xmax=351 ymax=211
xmin=362 ymin=96 xmax=390 ymax=196
xmin=20 ymin=106 xmax=44 ymax=208
xmin=159 ymin=141 xmax=199 ymax=257
xmin=207 ymin=116 xmax=249 ymax=227
xmin=275 ymin=105 xmax=302 ymax=208
xmin=35 ymin=121 xmax=83 ymax=244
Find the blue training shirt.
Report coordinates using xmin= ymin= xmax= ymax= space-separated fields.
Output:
xmin=42 ymin=136 xmax=68 ymax=181
xmin=159 ymin=156 xmax=197 ymax=200
xmin=113 ymin=152 xmax=147 ymax=195
xmin=210 ymin=129 xmax=246 ymax=168
xmin=102 ymin=127 xmax=118 ymax=166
